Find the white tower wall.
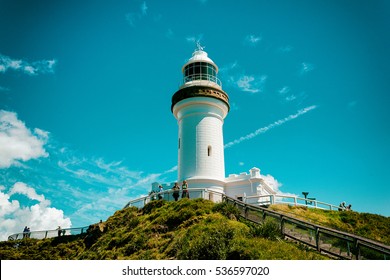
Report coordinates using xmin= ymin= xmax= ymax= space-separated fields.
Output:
xmin=173 ymin=96 xmax=228 ymax=182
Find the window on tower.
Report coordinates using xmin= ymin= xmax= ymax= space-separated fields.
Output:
xmin=183 ymin=62 xmax=217 ymax=84
xmin=208 ymin=145 xmax=212 ymax=157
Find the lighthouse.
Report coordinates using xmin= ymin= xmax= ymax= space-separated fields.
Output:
xmin=171 ymin=44 xmax=229 ymax=191
xmin=167 ymin=44 xmax=276 ymax=200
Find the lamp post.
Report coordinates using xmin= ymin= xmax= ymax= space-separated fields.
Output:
xmin=302 ymin=192 xmax=309 ymax=205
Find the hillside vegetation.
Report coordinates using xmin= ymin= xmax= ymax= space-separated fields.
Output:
xmin=0 ymin=199 xmax=329 ymax=260
xmin=1 ymin=199 xmax=389 ymax=260
xmin=269 ymin=204 xmax=390 ymax=245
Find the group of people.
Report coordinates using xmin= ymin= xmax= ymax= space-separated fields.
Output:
xmin=152 ymin=180 xmax=189 ymax=201
xmin=339 ymin=201 xmax=352 ymax=211
xmin=23 ymin=226 xmax=31 ymax=238
xmin=172 ymin=180 xmax=189 ymax=201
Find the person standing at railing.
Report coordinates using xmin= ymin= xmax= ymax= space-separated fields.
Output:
xmin=23 ymin=226 xmax=29 ymax=239
xmin=338 ymin=202 xmax=346 ymax=211
xmin=172 ymin=182 xmax=180 ymax=201
xmin=57 ymin=226 xmax=62 ymax=237
xmin=158 ymin=185 xmax=164 ymax=200
xmin=181 ymin=180 xmax=189 ymax=199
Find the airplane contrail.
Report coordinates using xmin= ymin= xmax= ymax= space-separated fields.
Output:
xmin=224 ymin=105 xmax=317 ymax=149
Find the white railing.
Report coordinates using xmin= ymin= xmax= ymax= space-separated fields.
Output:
xmin=8 ymin=226 xmax=90 ymax=241
xmin=182 ymin=74 xmax=222 ymax=87
xmin=244 ymin=194 xmax=341 ymax=211
xmin=124 ymin=188 xmax=224 ymax=209
xmin=124 ymin=189 xmax=342 ymax=211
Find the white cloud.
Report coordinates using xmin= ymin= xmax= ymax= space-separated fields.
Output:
xmin=261 ymin=174 xmax=282 ymax=193
xmin=24 ymin=65 xmax=36 ymax=75
xmin=58 ymin=156 xmax=144 ymax=188
xmin=125 ymin=13 xmax=137 ymax=27
xmin=219 ymin=61 xmax=238 ymax=73
xmin=125 ymin=1 xmax=149 ymax=27
xmin=0 ymin=110 xmax=49 ymax=168
xmin=278 ymin=45 xmax=293 ymax=53
xmin=224 ymin=105 xmax=317 ymax=148
xmin=166 ymin=28 xmax=174 ymax=39
xmin=261 ymin=174 xmax=297 ymax=198
xmin=68 ymin=164 xmax=178 ymax=222
xmin=278 ymin=86 xmax=297 ymax=102
xmin=0 ymin=182 xmax=71 ymax=241
xmin=244 ymin=34 xmax=262 ymax=45
xmin=0 ymin=54 xmax=56 ymax=76
xmin=141 ymin=1 xmax=148 ymax=15
xmin=186 ymin=34 xmax=204 ymax=44
xmin=285 ymin=95 xmax=297 ymax=102
xmin=234 ymin=74 xmax=267 ymax=93
xmin=0 ymin=108 xmax=179 ymax=233
xmin=278 ymin=86 xmax=290 ymax=95
xmin=9 ymin=182 xmax=45 ymax=202
xmin=220 ymin=61 xmax=267 ymax=94
xmin=300 ymin=62 xmax=314 ymax=75
xmin=229 ymin=102 xmax=239 ymax=111
xmin=9 ymin=60 xmax=22 ymax=69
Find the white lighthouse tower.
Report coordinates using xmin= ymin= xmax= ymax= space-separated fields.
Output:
xmin=171 ymin=44 xmax=229 ymax=192
xmin=169 ymin=44 xmax=277 ymax=200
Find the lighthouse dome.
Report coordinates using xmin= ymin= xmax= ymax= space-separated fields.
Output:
xmin=180 ymin=44 xmax=222 ymax=89
xmin=172 ymin=45 xmax=229 ymax=112
xmin=182 ymin=49 xmax=218 ymax=72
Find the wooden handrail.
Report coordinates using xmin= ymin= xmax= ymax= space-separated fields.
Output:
xmin=222 ymin=194 xmax=390 ymax=259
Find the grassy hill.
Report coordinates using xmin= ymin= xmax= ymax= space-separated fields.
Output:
xmin=269 ymin=204 xmax=390 ymax=245
xmin=0 ymin=198 xmax=388 ymax=260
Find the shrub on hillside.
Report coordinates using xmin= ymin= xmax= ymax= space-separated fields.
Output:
xmin=142 ymin=200 xmax=167 ymax=214
xmin=173 ymin=214 xmax=249 ymax=259
xmin=244 ymin=218 xmax=282 ymax=240
xmin=212 ymin=202 xmax=241 ymax=220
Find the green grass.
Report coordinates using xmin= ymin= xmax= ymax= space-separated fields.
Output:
xmin=269 ymin=204 xmax=390 ymax=245
xmin=2 ymin=199 xmax=387 ymax=260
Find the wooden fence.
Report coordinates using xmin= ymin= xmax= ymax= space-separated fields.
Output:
xmin=224 ymin=195 xmax=390 ymax=260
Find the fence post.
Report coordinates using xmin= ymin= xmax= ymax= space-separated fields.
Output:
xmin=280 ymin=216 xmax=285 ymax=237
xmin=315 ymin=227 xmax=320 ymax=252
xmin=354 ymin=239 xmax=361 ymax=260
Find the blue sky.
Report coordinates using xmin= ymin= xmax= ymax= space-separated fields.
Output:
xmin=0 ymin=0 xmax=389 ymax=240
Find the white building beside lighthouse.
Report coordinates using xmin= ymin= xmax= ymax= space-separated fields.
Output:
xmin=168 ymin=45 xmax=277 ymax=200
